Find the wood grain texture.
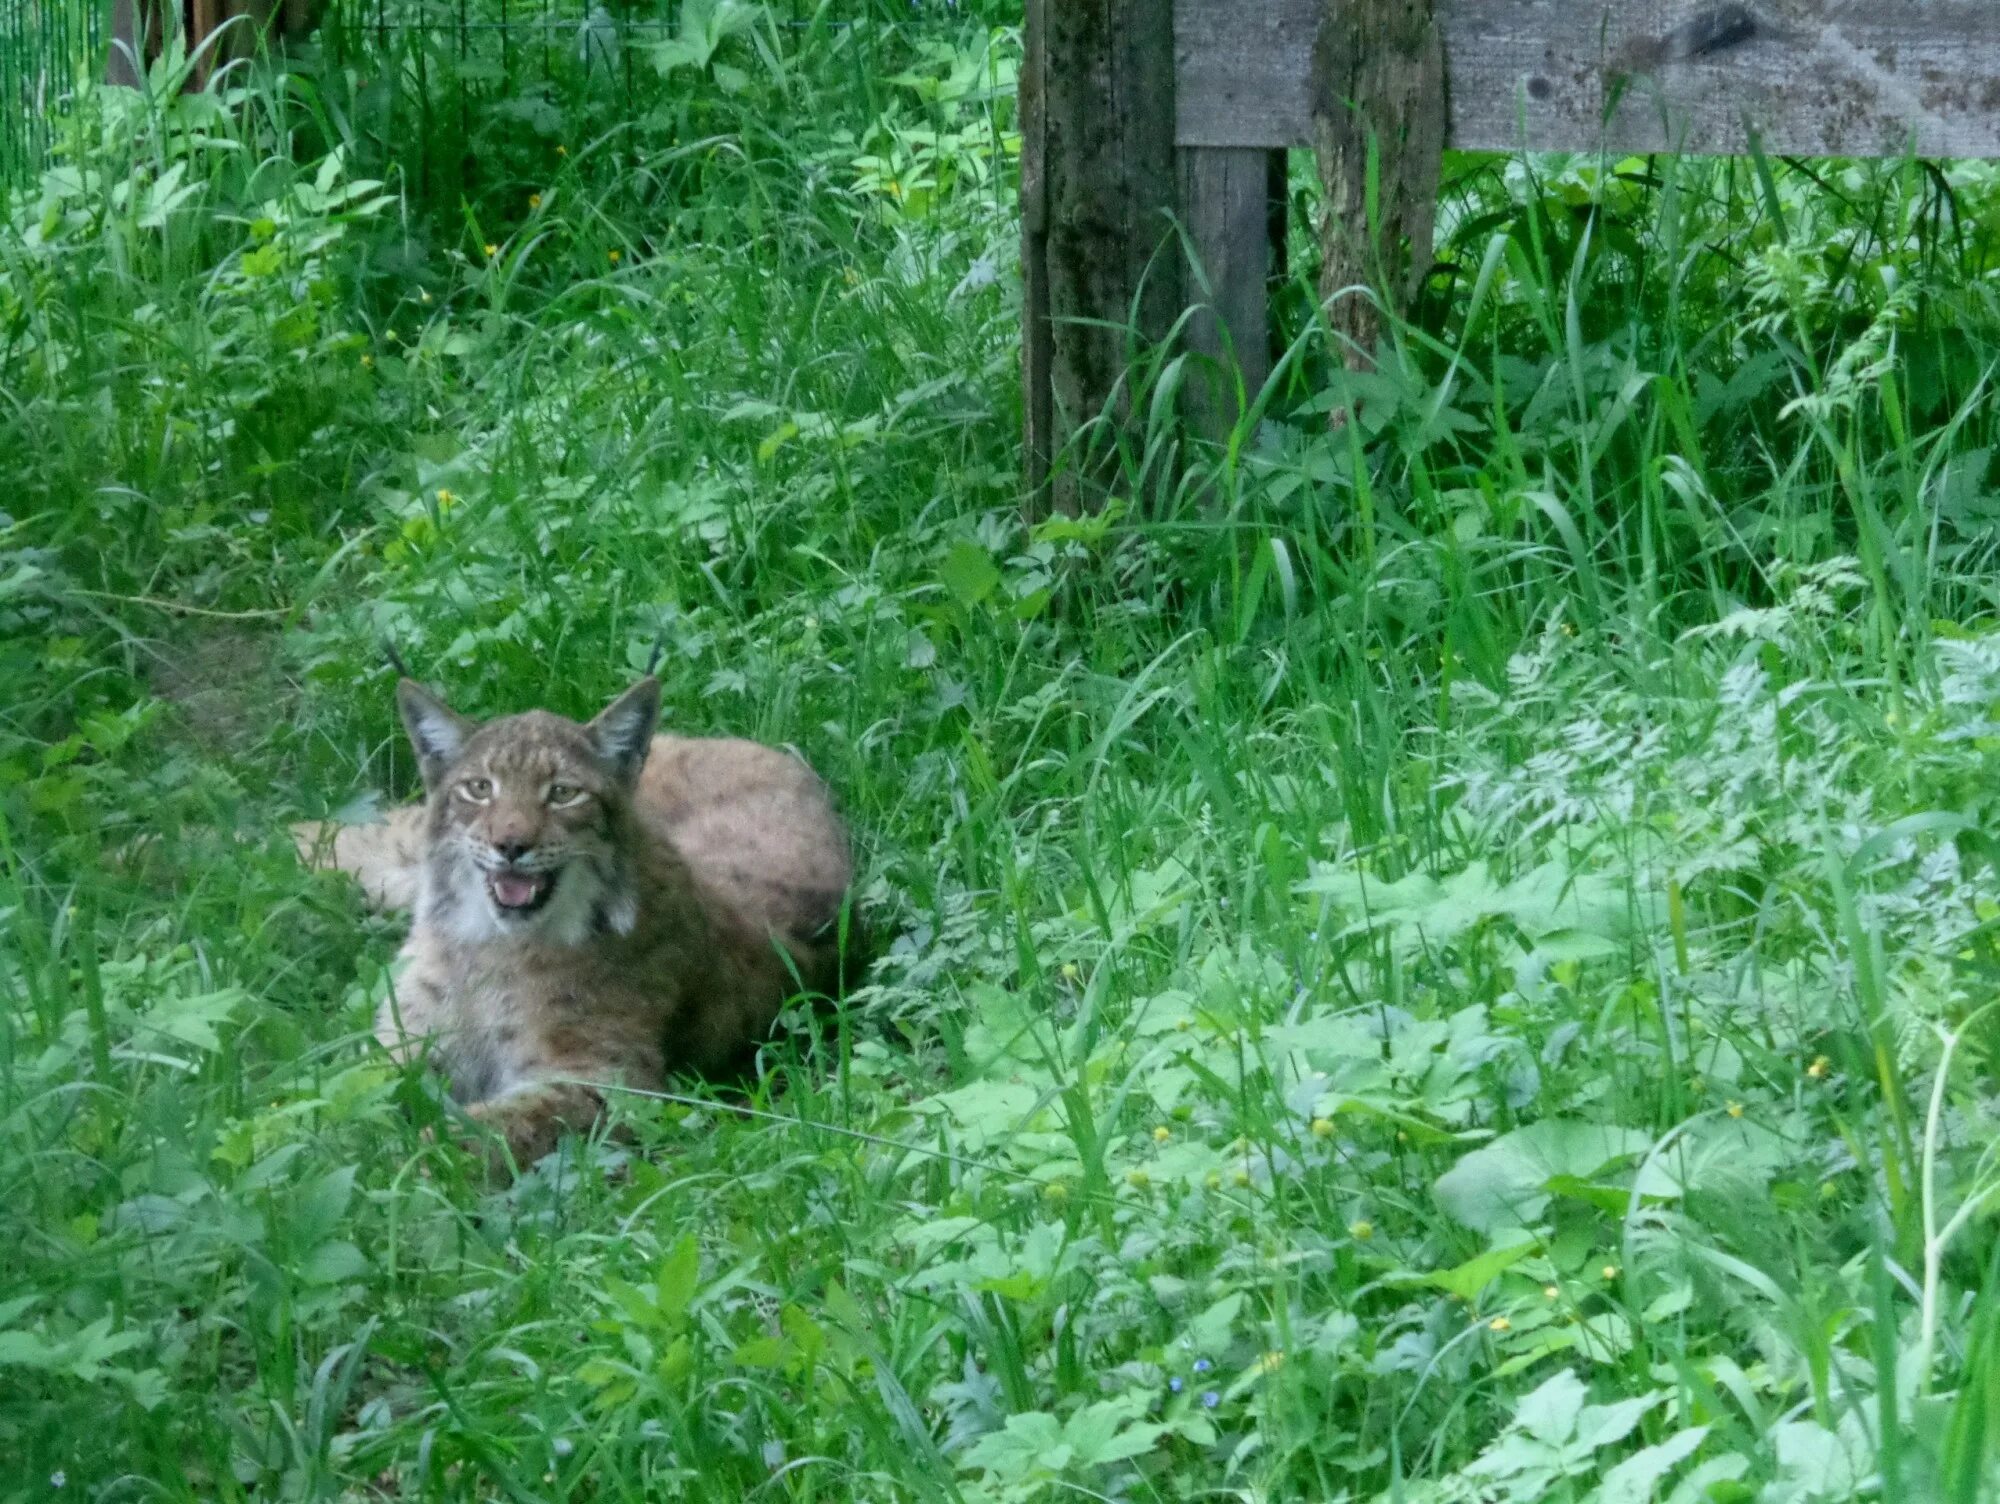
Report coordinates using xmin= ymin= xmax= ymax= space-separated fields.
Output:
xmin=107 ymin=0 xmax=327 ymax=87
xmin=1024 ymin=1 xmax=1182 ymax=514
xmin=1178 ymin=0 xmax=2000 ymax=157
xmin=1313 ymin=0 xmax=1445 ymax=361
xmin=1181 ymin=147 xmax=1277 ymax=438
xmin=1020 ymin=0 xmax=1054 ymax=497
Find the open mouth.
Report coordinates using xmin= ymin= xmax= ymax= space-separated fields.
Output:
xmin=486 ymin=869 xmax=558 ymax=915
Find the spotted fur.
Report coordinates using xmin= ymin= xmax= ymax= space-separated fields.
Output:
xmin=294 ymin=675 xmax=857 ymax=1172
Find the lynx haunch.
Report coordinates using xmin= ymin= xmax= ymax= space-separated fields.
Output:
xmin=296 ymin=674 xmax=857 ymax=1171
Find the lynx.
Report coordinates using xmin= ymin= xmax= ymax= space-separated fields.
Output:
xmin=295 ymin=674 xmax=857 ymax=1171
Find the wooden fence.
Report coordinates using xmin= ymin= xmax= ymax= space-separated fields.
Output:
xmin=1022 ymin=0 xmax=2000 ymax=512
xmin=1179 ymin=1 xmax=2000 ymax=157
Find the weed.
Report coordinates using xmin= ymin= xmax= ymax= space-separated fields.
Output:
xmin=5 ymin=7 xmax=2000 ymax=1503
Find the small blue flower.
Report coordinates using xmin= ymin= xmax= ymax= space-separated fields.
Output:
xmin=1169 ymin=1376 xmax=1184 ymax=1393
xmin=1202 ymin=1390 xmax=1220 ymax=1408
xmin=1193 ymin=1358 xmax=1212 ymax=1373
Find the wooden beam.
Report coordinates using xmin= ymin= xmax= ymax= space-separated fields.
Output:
xmin=1021 ymin=0 xmax=1054 ymax=495
xmin=1180 ymin=146 xmax=1278 ymax=440
xmin=1313 ymin=0 xmax=1444 ymax=362
xmin=1177 ymin=0 xmax=2000 ymax=158
xmin=106 ymin=0 xmax=158 ymax=88
xmin=1020 ymin=1 xmax=1182 ymax=514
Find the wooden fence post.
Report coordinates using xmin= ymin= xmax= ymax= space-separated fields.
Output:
xmin=1020 ymin=0 xmax=1181 ymax=515
xmin=108 ymin=0 xmax=322 ymax=89
xmin=1179 ymin=147 xmax=1285 ymax=443
xmin=1312 ymin=0 xmax=1445 ymax=364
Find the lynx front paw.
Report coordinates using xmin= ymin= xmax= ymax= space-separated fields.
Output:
xmin=462 ymin=1083 xmax=606 ymax=1177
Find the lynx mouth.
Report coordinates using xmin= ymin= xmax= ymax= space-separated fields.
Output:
xmin=486 ymin=869 xmax=558 ymax=914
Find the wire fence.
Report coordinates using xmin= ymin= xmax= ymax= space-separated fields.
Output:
xmin=1 ymin=1 xmax=999 ymax=192
xmin=0 ymin=0 xmax=104 ymax=189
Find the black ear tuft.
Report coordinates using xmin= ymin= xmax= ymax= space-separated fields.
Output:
xmin=587 ymin=677 xmax=661 ymax=782
xmin=396 ymin=679 xmax=476 ymax=788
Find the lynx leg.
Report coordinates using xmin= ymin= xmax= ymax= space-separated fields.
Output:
xmin=464 ymin=1081 xmax=613 ymax=1175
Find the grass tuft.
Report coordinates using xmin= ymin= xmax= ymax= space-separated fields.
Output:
xmin=5 ymin=6 xmax=2000 ymax=1502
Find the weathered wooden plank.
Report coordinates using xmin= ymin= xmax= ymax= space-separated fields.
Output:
xmin=1313 ymin=0 xmax=1445 ymax=362
xmin=1181 ymin=147 xmax=1278 ymax=437
xmin=1021 ymin=0 xmax=1055 ymax=496
xmin=1177 ymin=0 xmax=2000 ymax=158
xmin=1022 ymin=1 xmax=1183 ymax=514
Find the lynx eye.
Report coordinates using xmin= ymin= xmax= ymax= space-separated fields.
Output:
xmin=456 ymin=777 xmax=494 ymax=804
xmin=547 ymin=782 xmax=590 ymax=808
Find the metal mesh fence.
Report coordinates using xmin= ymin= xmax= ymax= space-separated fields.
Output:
xmin=0 ymin=0 xmax=104 ymax=188
xmin=1 ymin=1 xmax=997 ymax=191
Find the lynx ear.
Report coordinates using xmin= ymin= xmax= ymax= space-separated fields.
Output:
xmin=588 ymin=676 xmax=661 ymax=782
xmin=396 ymin=679 xmax=476 ymax=788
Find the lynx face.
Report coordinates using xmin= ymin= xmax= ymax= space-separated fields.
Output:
xmin=397 ymin=677 xmax=661 ymax=946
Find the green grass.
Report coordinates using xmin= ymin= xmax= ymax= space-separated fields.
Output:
xmin=7 ymin=8 xmax=2000 ymax=1502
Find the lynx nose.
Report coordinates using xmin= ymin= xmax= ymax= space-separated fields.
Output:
xmin=493 ymin=839 xmax=533 ymax=865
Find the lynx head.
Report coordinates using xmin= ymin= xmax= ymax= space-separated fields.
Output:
xmin=396 ymin=676 xmax=661 ymax=945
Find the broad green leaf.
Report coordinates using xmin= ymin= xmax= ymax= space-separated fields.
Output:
xmin=728 ymin=1334 xmax=790 ymax=1368
xmin=656 ymin=1234 xmax=700 ymax=1323
xmin=1512 ymin=1369 xmax=1588 ymax=1446
xmin=1186 ymin=1291 xmax=1243 ymax=1354
xmin=1436 ymin=1120 xmax=1654 ymax=1233
xmin=961 ymin=1410 xmax=1067 ymax=1479
xmin=1408 ymin=1239 xmax=1538 ymax=1301
xmin=1597 ymin=1424 xmax=1709 ymax=1504
xmin=1630 ymin=1117 xmax=1791 ymax=1200
xmin=292 ymin=1166 xmax=357 ymax=1247
xmin=1574 ymin=1389 xmax=1666 ymax=1450
xmin=137 ymin=987 xmax=247 ymax=1053
xmin=938 ymin=540 xmax=1001 ymax=609
xmin=1064 ymin=1391 xmax=1170 ymax=1468
xmin=299 ymin=1240 xmax=369 ymax=1286
xmin=1766 ymin=1420 xmax=1862 ymax=1501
